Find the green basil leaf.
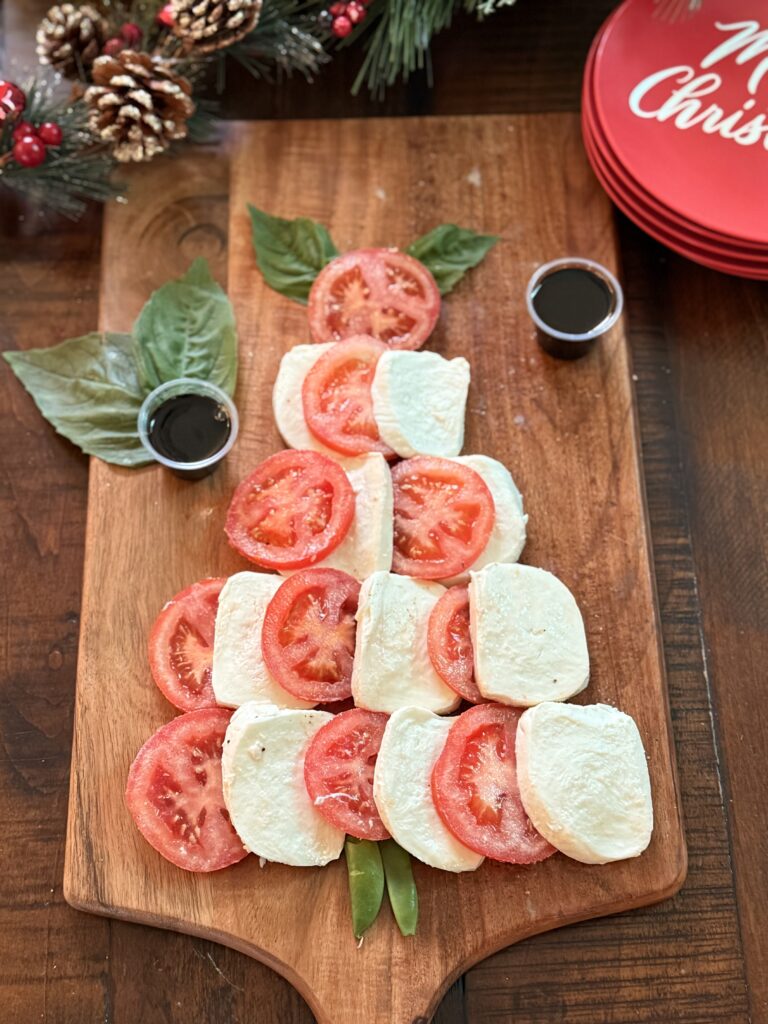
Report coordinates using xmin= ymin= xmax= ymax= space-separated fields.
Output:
xmin=133 ymin=257 xmax=238 ymax=394
xmin=248 ymin=205 xmax=339 ymax=304
xmin=406 ymin=224 xmax=499 ymax=295
xmin=4 ymin=332 xmax=150 ymax=466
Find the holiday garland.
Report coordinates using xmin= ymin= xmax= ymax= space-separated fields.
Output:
xmin=0 ymin=0 xmax=703 ymax=218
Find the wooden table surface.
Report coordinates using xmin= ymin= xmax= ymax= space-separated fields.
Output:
xmin=1 ymin=3 xmax=765 ymax=1023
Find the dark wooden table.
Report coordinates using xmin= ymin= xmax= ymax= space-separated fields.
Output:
xmin=1 ymin=3 xmax=766 ymax=1022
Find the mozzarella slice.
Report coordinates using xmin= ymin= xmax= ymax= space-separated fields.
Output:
xmin=373 ymin=706 xmax=484 ymax=872
xmin=222 ymin=703 xmax=345 ymax=867
xmin=212 ymin=573 xmax=314 ymax=710
xmin=272 ymin=343 xmax=337 ymax=455
xmin=469 ymin=563 xmax=589 ymax=706
xmin=371 ymin=350 xmax=470 ymax=458
xmin=441 ymin=454 xmax=527 ymax=585
xmin=281 ymin=453 xmax=393 ymax=581
xmin=352 ymin=572 xmax=460 ymax=714
xmin=516 ymin=702 xmax=653 ymax=864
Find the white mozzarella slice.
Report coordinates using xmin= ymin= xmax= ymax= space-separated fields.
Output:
xmin=516 ymin=702 xmax=653 ymax=864
xmin=212 ymin=573 xmax=314 ymax=710
xmin=370 ymin=350 xmax=470 ymax=458
xmin=281 ymin=453 xmax=393 ymax=581
xmin=352 ymin=572 xmax=459 ymax=714
xmin=272 ymin=343 xmax=337 ymax=454
xmin=373 ymin=706 xmax=484 ymax=872
xmin=469 ymin=563 xmax=589 ymax=706
xmin=222 ymin=703 xmax=345 ymax=867
xmin=441 ymin=454 xmax=527 ymax=585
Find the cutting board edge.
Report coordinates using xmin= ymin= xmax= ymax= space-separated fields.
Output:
xmin=62 ymin=831 xmax=688 ymax=1024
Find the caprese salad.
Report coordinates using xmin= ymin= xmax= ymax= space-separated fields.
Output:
xmin=127 ymin=243 xmax=653 ymax=939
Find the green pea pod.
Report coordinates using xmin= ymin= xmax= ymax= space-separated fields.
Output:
xmin=381 ymin=839 xmax=418 ymax=937
xmin=344 ymin=837 xmax=385 ymax=940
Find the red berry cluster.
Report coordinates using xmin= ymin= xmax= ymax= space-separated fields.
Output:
xmin=102 ymin=21 xmax=143 ymax=57
xmin=12 ymin=121 xmax=63 ymax=168
xmin=0 ymin=81 xmax=63 ymax=169
xmin=324 ymin=0 xmax=370 ymax=39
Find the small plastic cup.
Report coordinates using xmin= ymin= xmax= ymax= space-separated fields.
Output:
xmin=137 ymin=377 xmax=239 ymax=480
xmin=525 ymin=257 xmax=624 ymax=360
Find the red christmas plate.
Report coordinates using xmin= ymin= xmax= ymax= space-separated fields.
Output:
xmin=592 ymin=0 xmax=768 ymax=244
xmin=583 ymin=31 xmax=768 ymax=254
xmin=582 ymin=118 xmax=768 ymax=278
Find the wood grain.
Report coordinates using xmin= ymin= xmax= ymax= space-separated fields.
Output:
xmin=62 ymin=115 xmax=684 ymax=1024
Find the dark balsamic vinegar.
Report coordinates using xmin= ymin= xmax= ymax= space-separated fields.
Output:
xmin=531 ymin=267 xmax=613 ymax=336
xmin=148 ymin=393 xmax=231 ymax=465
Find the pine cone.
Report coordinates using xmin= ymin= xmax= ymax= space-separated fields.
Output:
xmin=36 ymin=3 xmax=106 ymax=78
xmin=85 ymin=51 xmax=195 ymax=163
xmin=170 ymin=0 xmax=263 ymax=54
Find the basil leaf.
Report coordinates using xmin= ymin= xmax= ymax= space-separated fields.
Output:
xmin=406 ymin=224 xmax=499 ymax=295
xmin=248 ymin=205 xmax=339 ymax=304
xmin=4 ymin=332 xmax=150 ymax=466
xmin=133 ymin=257 xmax=238 ymax=394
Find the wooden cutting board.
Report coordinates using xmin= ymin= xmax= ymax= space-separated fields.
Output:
xmin=64 ymin=115 xmax=686 ymax=1024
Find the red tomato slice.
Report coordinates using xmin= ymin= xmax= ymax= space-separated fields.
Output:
xmin=391 ymin=456 xmax=495 ymax=579
xmin=431 ymin=704 xmax=555 ymax=864
xmin=308 ymin=248 xmax=440 ymax=350
xmin=427 ymin=585 xmax=484 ymax=704
xmin=125 ymin=708 xmax=247 ymax=872
xmin=303 ymin=708 xmax=390 ymax=840
xmin=302 ymin=334 xmax=395 ymax=458
xmin=225 ymin=450 xmax=355 ymax=571
xmin=148 ymin=577 xmax=225 ymax=712
xmin=261 ymin=568 xmax=361 ymax=703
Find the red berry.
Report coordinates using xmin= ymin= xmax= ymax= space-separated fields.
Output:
xmin=38 ymin=122 xmax=63 ymax=146
xmin=102 ymin=36 xmax=125 ymax=56
xmin=12 ymin=120 xmax=36 ymax=142
xmin=157 ymin=3 xmax=175 ymax=27
xmin=329 ymin=2 xmax=347 ymax=15
xmin=13 ymin=135 xmax=46 ymax=168
xmin=346 ymin=1 xmax=366 ymax=23
xmin=332 ymin=14 xmax=353 ymax=36
xmin=120 ymin=21 xmax=143 ymax=45
xmin=0 ymin=80 xmax=26 ymax=122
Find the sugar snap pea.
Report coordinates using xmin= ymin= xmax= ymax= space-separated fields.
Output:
xmin=380 ymin=839 xmax=418 ymax=937
xmin=344 ymin=837 xmax=385 ymax=939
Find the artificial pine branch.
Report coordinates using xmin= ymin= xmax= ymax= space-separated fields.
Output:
xmin=0 ymin=76 xmax=123 ymax=218
xmin=223 ymin=0 xmax=329 ymax=83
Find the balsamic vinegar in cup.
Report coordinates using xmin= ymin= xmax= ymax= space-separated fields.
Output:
xmin=148 ymin=393 xmax=231 ymax=478
xmin=529 ymin=264 xmax=619 ymax=360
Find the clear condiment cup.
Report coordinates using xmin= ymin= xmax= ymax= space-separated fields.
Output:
xmin=137 ymin=377 xmax=239 ymax=480
xmin=525 ymin=257 xmax=624 ymax=360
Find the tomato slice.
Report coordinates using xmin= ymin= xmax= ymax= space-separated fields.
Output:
xmin=303 ymin=708 xmax=390 ymax=840
xmin=302 ymin=334 xmax=395 ymax=458
xmin=427 ymin=585 xmax=484 ymax=703
xmin=125 ymin=708 xmax=247 ymax=872
xmin=225 ymin=450 xmax=355 ymax=571
xmin=261 ymin=568 xmax=361 ymax=703
xmin=431 ymin=704 xmax=555 ymax=864
xmin=391 ymin=456 xmax=495 ymax=579
xmin=148 ymin=577 xmax=225 ymax=712
xmin=308 ymin=248 xmax=441 ymax=351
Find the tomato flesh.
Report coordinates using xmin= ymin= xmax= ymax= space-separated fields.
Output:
xmin=308 ymin=248 xmax=440 ymax=351
xmin=431 ymin=704 xmax=555 ymax=863
xmin=302 ymin=334 xmax=395 ymax=458
xmin=304 ymin=708 xmax=390 ymax=840
xmin=125 ymin=708 xmax=247 ymax=872
xmin=148 ymin=578 xmax=225 ymax=712
xmin=262 ymin=568 xmax=361 ymax=703
xmin=391 ymin=456 xmax=495 ymax=579
xmin=427 ymin=585 xmax=484 ymax=703
xmin=225 ymin=449 xmax=355 ymax=571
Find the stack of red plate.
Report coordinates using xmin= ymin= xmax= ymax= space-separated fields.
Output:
xmin=582 ymin=0 xmax=768 ymax=279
